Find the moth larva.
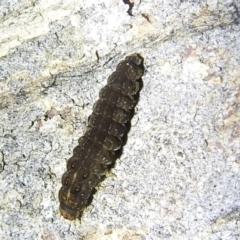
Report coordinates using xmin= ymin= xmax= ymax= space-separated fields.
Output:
xmin=59 ymin=53 xmax=144 ymax=220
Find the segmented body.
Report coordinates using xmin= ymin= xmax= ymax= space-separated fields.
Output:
xmin=58 ymin=53 xmax=144 ymax=220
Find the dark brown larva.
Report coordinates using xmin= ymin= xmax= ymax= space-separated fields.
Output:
xmin=58 ymin=53 xmax=144 ymax=220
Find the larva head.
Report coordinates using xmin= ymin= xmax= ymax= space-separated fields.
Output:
xmin=59 ymin=186 xmax=87 ymax=220
xmin=59 ymin=169 xmax=95 ymax=220
xmin=59 ymin=203 xmax=80 ymax=220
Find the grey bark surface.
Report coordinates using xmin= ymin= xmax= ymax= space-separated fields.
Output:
xmin=0 ymin=0 xmax=240 ymax=239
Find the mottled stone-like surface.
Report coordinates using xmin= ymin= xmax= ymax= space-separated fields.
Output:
xmin=0 ymin=0 xmax=239 ymax=239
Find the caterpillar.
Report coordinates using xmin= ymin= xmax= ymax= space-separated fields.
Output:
xmin=58 ymin=53 xmax=144 ymax=220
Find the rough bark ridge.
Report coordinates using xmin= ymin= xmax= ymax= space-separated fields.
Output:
xmin=59 ymin=53 xmax=144 ymax=220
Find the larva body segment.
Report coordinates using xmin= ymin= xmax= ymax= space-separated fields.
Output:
xmin=58 ymin=53 xmax=144 ymax=220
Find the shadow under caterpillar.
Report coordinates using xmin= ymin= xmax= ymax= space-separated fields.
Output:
xmin=58 ymin=53 xmax=145 ymax=220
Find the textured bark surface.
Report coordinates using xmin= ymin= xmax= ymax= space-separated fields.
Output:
xmin=0 ymin=0 xmax=240 ymax=239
